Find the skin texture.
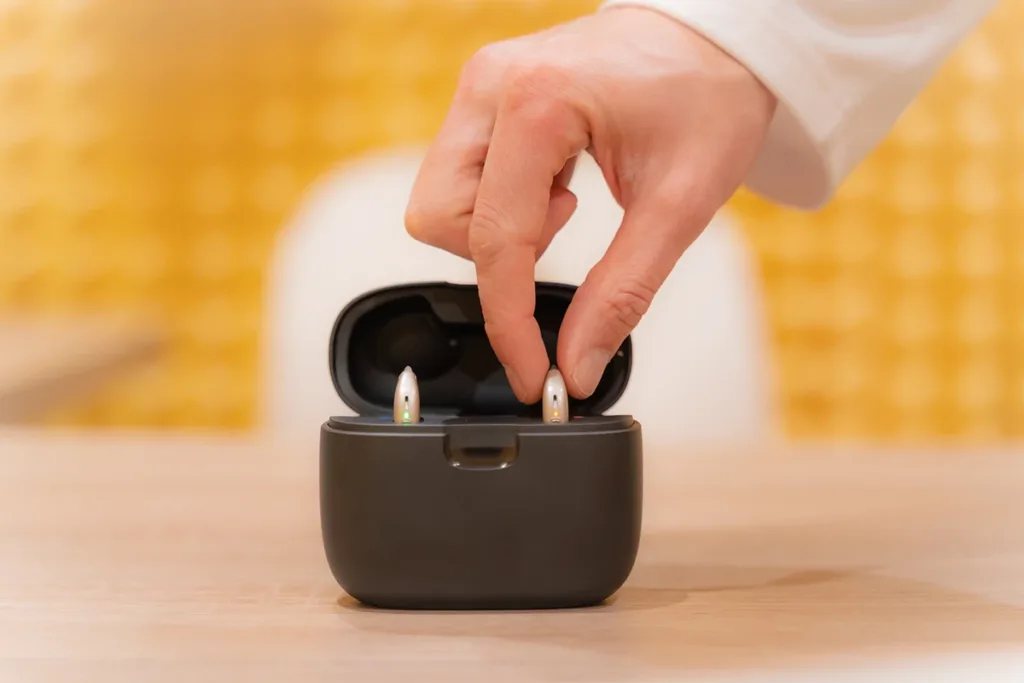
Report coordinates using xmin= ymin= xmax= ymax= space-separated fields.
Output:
xmin=405 ymin=6 xmax=777 ymax=404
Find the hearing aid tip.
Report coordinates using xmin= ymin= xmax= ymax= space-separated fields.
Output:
xmin=394 ymin=365 xmax=420 ymax=424
xmin=542 ymin=366 xmax=568 ymax=424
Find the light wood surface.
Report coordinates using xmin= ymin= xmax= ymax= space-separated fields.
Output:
xmin=1 ymin=429 xmax=1022 ymax=682
xmin=0 ymin=315 xmax=164 ymax=422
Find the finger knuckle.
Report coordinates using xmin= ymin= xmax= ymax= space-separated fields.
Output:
xmin=468 ymin=232 xmax=505 ymax=271
xmin=604 ymin=278 xmax=657 ymax=333
xmin=502 ymin=60 xmax=568 ymax=123
xmin=467 ymin=200 xmax=509 ymax=267
xmin=404 ymin=200 xmax=444 ymax=244
xmin=460 ymin=42 xmax=510 ymax=95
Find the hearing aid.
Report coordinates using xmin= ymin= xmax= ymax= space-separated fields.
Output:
xmin=542 ymin=366 xmax=568 ymax=424
xmin=394 ymin=366 xmax=420 ymax=424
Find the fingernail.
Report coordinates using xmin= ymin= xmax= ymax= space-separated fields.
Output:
xmin=572 ymin=349 xmax=613 ymax=397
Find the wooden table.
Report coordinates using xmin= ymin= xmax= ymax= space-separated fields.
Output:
xmin=1 ymin=430 xmax=1022 ymax=682
xmin=0 ymin=315 xmax=165 ymax=422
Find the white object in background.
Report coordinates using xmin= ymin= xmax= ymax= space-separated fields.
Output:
xmin=262 ymin=148 xmax=476 ymax=436
xmin=262 ymin=148 xmax=778 ymax=447
xmin=537 ymin=152 xmax=778 ymax=449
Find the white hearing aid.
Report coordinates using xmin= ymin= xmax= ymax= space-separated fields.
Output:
xmin=394 ymin=366 xmax=420 ymax=424
xmin=542 ymin=366 xmax=568 ymax=424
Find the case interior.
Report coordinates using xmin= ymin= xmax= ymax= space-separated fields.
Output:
xmin=329 ymin=282 xmax=632 ymax=419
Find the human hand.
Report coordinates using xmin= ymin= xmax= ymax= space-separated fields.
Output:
xmin=404 ymin=6 xmax=776 ymax=404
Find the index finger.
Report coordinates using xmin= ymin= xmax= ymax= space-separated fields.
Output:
xmin=468 ymin=85 xmax=588 ymax=403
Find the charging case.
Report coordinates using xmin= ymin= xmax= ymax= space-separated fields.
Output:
xmin=319 ymin=280 xmax=642 ymax=610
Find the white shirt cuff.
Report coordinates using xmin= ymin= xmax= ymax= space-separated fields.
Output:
xmin=600 ymin=0 xmax=842 ymax=209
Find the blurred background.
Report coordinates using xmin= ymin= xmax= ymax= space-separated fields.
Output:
xmin=0 ymin=0 xmax=1021 ymax=444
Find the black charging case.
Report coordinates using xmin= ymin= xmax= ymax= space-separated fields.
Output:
xmin=319 ymin=281 xmax=642 ymax=610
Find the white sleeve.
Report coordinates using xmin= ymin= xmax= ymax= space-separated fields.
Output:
xmin=599 ymin=0 xmax=998 ymax=209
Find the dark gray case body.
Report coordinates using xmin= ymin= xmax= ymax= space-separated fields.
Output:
xmin=319 ymin=282 xmax=642 ymax=610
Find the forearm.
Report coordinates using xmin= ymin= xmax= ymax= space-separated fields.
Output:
xmin=600 ymin=0 xmax=999 ymax=209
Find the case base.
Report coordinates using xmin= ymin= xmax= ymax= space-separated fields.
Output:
xmin=320 ymin=415 xmax=643 ymax=610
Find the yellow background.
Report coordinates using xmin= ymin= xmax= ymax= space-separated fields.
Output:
xmin=1 ymin=0 xmax=1021 ymax=441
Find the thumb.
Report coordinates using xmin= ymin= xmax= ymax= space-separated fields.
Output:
xmin=557 ymin=186 xmax=714 ymax=398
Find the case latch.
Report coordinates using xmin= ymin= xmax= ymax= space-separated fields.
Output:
xmin=443 ymin=422 xmax=519 ymax=471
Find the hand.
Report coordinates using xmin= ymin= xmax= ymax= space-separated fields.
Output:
xmin=405 ymin=6 xmax=776 ymax=403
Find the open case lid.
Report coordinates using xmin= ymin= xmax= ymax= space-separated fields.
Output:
xmin=328 ymin=281 xmax=632 ymax=418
